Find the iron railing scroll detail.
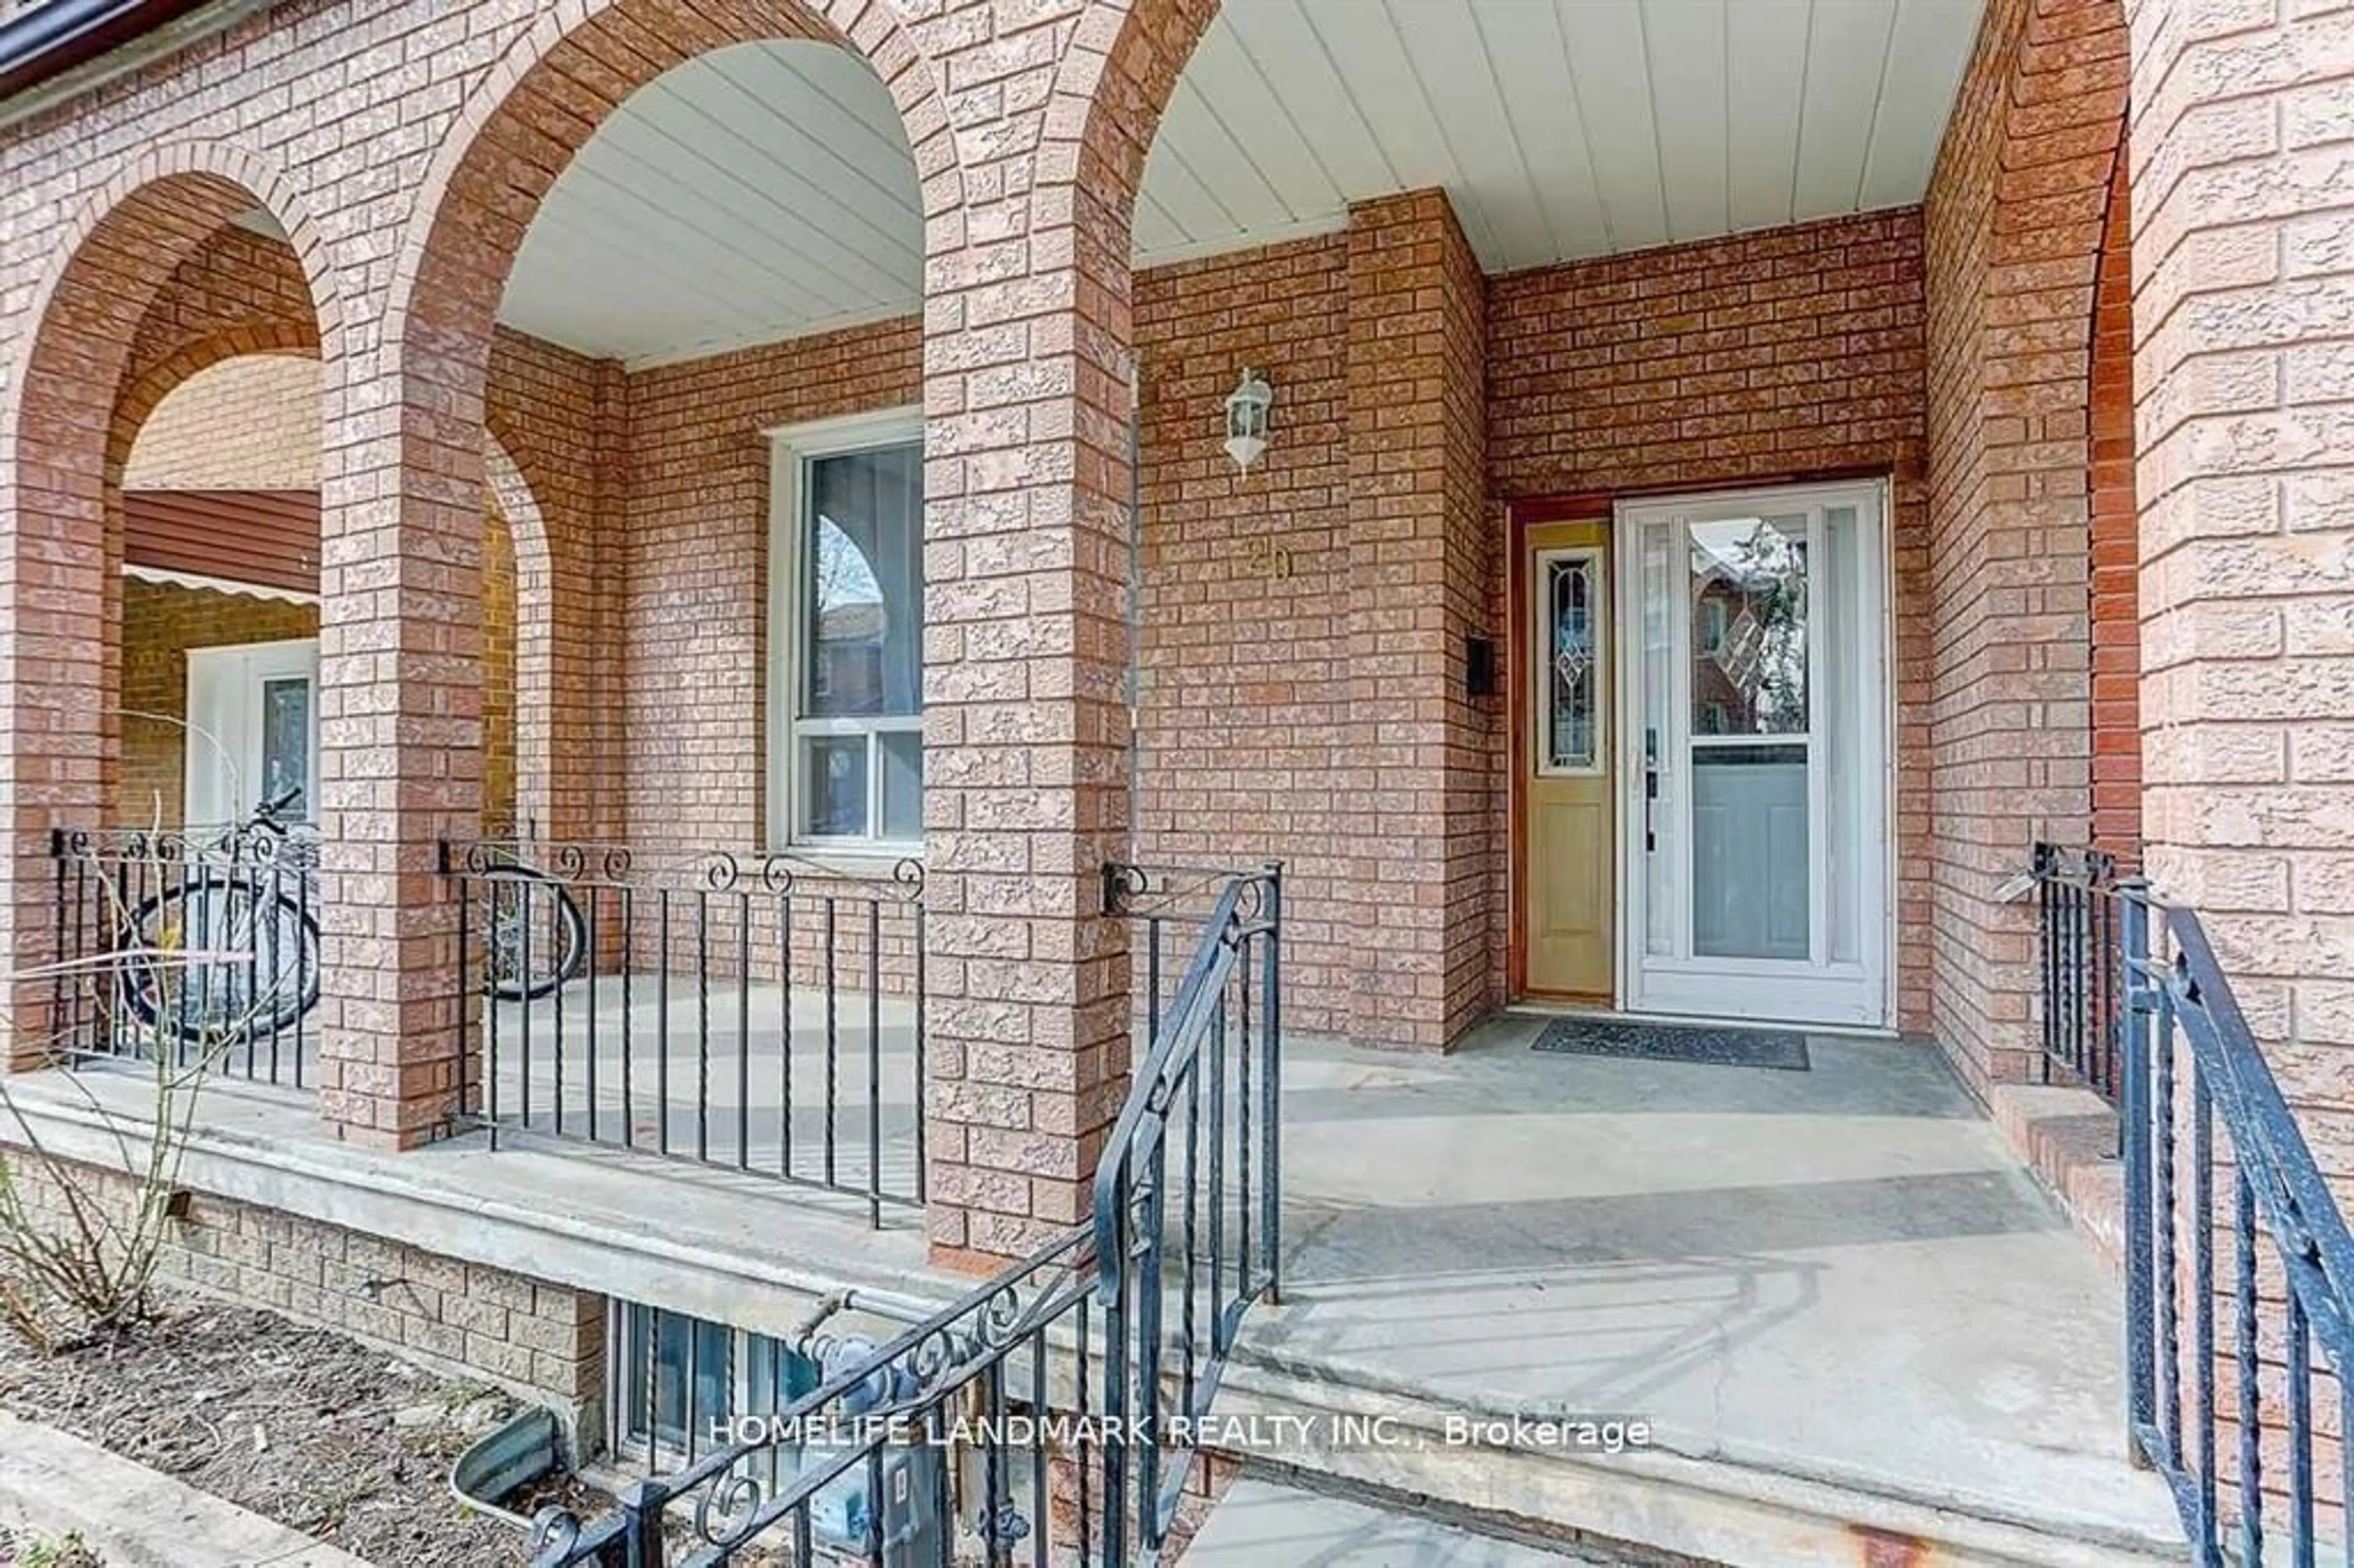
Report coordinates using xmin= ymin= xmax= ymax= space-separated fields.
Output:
xmin=438 ymin=839 xmax=927 ymax=1228
xmin=524 ymin=861 xmax=1284 ymax=1567
xmin=47 ymin=819 xmax=322 ymax=1089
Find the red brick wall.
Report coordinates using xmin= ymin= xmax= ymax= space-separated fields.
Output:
xmin=606 ymin=205 xmax=1938 ymax=1047
xmin=1345 ymin=192 xmax=1496 ymax=1048
xmin=2089 ymin=142 xmax=2138 ymax=861
xmin=123 ymin=356 xmax=318 ymax=491
xmin=1486 ymin=211 xmax=1935 ymax=1030
xmin=483 ymin=493 xmax=518 ymax=836
xmin=487 ymin=328 xmax=626 ymax=845
xmin=1133 ymin=235 xmax=1352 ymax=1034
xmin=1919 ymin=0 xmax=2125 ymax=1090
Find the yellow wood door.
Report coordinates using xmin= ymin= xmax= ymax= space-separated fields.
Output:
xmin=1523 ymin=519 xmax=1614 ymax=999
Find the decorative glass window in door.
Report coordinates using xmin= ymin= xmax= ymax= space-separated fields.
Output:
xmin=258 ymin=676 xmax=313 ymax=821
xmin=1538 ymin=549 xmax=1602 ymax=774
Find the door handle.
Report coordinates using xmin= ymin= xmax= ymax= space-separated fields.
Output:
xmin=1643 ymin=725 xmax=1660 ymax=853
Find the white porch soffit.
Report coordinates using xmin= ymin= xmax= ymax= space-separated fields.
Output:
xmin=497 ymin=0 xmax=1985 ymax=367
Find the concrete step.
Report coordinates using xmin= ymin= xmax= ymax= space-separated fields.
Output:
xmin=1206 ymin=1353 xmax=2188 ymax=1568
xmin=1183 ymin=1475 xmax=1633 ymax=1566
xmin=0 ymin=1410 xmax=372 ymax=1568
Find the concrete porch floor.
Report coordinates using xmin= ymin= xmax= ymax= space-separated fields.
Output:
xmin=1247 ymin=1015 xmax=2183 ymax=1557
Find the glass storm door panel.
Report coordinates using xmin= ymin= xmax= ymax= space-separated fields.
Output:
xmin=1618 ymin=483 xmax=1891 ymax=1028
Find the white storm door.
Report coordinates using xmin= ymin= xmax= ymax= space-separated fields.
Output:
xmin=184 ymin=638 xmax=319 ymax=826
xmin=1617 ymin=482 xmax=1892 ymax=1029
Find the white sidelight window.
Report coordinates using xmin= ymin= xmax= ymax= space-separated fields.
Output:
xmin=766 ymin=409 xmax=924 ymax=853
xmin=184 ymin=637 xmax=319 ymax=826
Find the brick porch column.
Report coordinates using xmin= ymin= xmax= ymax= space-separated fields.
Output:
xmin=1342 ymin=191 xmax=1494 ymax=1051
xmin=2127 ymin=4 xmax=2354 ymax=1048
xmin=913 ymin=26 xmax=1139 ymax=1265
xmin=0 ymin=377 xmax=113 ymax=1073
xmin=312 ymin=409 xmax=485 ymax=1147
xmin=916 ymin=313 xmax=1134 ymax=1260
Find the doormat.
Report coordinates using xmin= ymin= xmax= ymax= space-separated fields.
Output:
xmin=1530 ymin=1016 xmax=1810 ymax=1071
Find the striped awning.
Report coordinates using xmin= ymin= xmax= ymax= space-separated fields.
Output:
xmin=123 ymin=488 xmax=318 ymax=597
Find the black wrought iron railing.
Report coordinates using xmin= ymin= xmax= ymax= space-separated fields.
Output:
xmin=2033 ymin=842 xmax=2136 ymax=1106
xmin=524 ymin=862 xmax=1283 ymax=1567
xmin=1094 ymin=862 xmax=1281 ymax=1561
xmin=439 ymin=840 xmax=926 ymax=1228
xmin=535 ymin=1224 xmax=1100 ymax=1566
xmin=2110 ymin=872 xmax=2354 ymax=1562
xmin=1105 ymin=860 xmax=1279 ymax=1024
xmin=47 ymin=822 xmax=321 ymax=1088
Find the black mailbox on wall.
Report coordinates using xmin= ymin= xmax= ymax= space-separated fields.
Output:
xmin=1466 ymin=635 xmax=1498 ymax=699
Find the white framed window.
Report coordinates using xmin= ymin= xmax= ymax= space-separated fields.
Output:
xmin=766 ymin=408 xmax=924 ymax=854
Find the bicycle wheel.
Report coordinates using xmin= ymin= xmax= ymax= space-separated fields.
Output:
xmin=119 ymin=870 xmax=319 ymax=1048
xmin=481 ymin=867 xmax=586 ymax=1002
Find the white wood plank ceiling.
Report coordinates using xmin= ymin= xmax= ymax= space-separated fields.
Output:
xmin=498 ymin=1 xmax=1984 ymax=366
xmin=499 ymin=40 xmax=924 ymax=366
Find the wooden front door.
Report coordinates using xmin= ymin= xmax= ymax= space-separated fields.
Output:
xmin=1520 ymin=516 xmax=1614 ymax=1000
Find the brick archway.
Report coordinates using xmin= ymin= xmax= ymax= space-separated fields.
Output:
xmin=1053 ymin=0 xmax=1219 ymax=261
xmin=481 ymin=435 xmax=544 ymax=842
xmin=2087 ymin=121 xmax=2138 ymax=859
xmin=0 ymin=142 xmax=342 ymax=1068
xmin=107 ymin=322 xmax=319 ymax=483
xmin=383 ymin=0 xmax=953 ymax=389
xmin=324 ymin=0 xmax=956 ymax=1147
xmin=1921 ymin=0 xmax=2130 ymax=1087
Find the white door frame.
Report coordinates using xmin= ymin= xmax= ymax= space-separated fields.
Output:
xmin=184 ymin=637 xmax=320 ymax=826
xmin=1611 ymin=479 xmax=1895 ymax=1029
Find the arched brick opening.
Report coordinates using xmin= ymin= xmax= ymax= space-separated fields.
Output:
xmin=0 ymin=145 xmax=341 ymax=1067
xmin=385 ymin=0 xmax=951 ymax=424
xmin=1921 ymin=0 xmax=2129 ymax=1089
xmin=481 ymin=436 xmax=541 ymax=841
xmin=112 ymin=341 xmax=324 ymax=830
xmin=109 ymin=324 xmax=318 ymax=484
xmin=324 ymin=0 xmax=953 ymax=1147
xmin=1056 ymin=0 xmax=1221 ymax=261
xmin=2088 ymin=123 xmax=2139 ymax=861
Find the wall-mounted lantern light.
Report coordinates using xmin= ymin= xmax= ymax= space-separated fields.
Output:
xmin=1223 ymin=368 xmax=1274 ymax=473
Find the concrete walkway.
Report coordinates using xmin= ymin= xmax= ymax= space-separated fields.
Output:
xmin=0 ymin=1411 xmax=371 ymax=1567
xmin=1185 ymin=1477 xmax=1614 ymax=1565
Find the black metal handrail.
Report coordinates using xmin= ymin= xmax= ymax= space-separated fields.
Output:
xmin=47 ymin=822 xmax=321 ymax=1088
xmin=2117 ymin=879 xmax=2354 ymax=1562
xmin=1094 ymin=863 xmax=1281 ymax=1561
xmin=439 ymin=839 xmax=926 ymax=1228
xmin=523 ymin=862 xmax=1284 ymax=1566
xmin=530 ymin=1226 xmax=1100 ymax=1566
xmin=2032 ymin=842 xmax=2135 ymax=1106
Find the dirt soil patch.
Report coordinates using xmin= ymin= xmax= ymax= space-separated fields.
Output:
xmin=0 ymin=1295 xmax=606 ymax=1567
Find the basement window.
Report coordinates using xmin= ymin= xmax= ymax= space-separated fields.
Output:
xmin=609 ymin=1299 xmax=816 ymax=1471
xmin=766 ymin=409 xmax=924 ymax=854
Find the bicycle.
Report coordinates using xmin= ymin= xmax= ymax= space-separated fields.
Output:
xmin=117 ymin=790 xmax=587 ymax=1049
